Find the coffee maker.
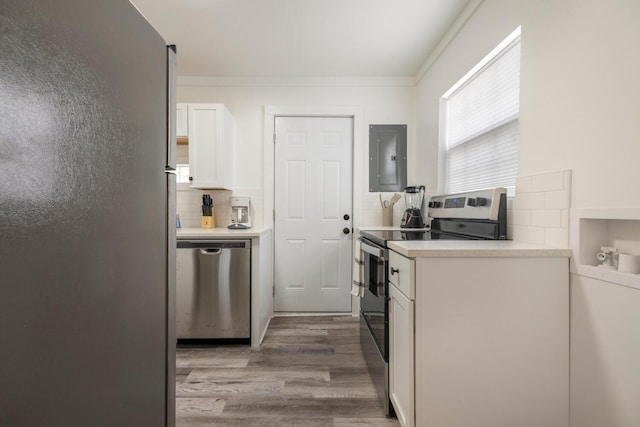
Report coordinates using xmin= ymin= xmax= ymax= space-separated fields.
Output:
xmin=228 ymin=196 xmax=252 ymax=229
xmin=400 ymin=185 xmax=425 ymax=228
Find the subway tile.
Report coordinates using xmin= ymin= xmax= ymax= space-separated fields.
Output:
xmin=531 ymin=171 xmax=565 ymax=192
xmin=512 ymin=225 xmax=546 ymax=245
xmin=545 ymin=190 xmax=570 ymax=209
xmin=513 ymin=192 xmax=545 ymax=210
xmin=531 ymin=210 xmax=562 ymax=228
xmin=515 ymin=176 xmax=532 ymax=194
xmin=511 ymin=210 xmax=532 ymax=226
xmin=561 ymin=209 xmax=569 ymax=228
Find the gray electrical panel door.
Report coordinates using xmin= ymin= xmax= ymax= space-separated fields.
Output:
xmin=369 ymin=124 xmax=407 ymax=192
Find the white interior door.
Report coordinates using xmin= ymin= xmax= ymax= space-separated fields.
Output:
xmin=274 ymin=116 xmax=353 ymax=312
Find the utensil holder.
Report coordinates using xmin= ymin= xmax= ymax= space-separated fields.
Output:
xmin=201 ymin=209 xmax=215 ymax=229
xmin=382 ymin=207 xmax=393 ymax=226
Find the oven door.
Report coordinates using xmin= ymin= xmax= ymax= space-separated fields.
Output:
xmin=359 ymin=238 xmax=388 ymax=360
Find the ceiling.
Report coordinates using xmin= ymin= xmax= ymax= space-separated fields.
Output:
xmin=130 ymin=0 xmax=471 ymax=78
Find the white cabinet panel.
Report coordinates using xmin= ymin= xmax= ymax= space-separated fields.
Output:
xmin=176 ymin=103 xmax=188 ymax=138
xmin=187 ymin=103 xmax=233 ymax=190
xmin=389 ymin=282 xmax=415 ymax=427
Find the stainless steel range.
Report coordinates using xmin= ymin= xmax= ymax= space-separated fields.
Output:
xmin=358 ymin=187 xmax=507 ymax=416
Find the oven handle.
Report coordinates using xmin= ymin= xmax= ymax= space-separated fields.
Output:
xmin=358 ymin=237 xmax=388 ymax=261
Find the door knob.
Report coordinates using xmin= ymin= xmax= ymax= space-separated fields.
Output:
xmin=343 ymin=214 xmax=350 ymax=221
xmin=343 ymin=228 xmax=350 ymax=235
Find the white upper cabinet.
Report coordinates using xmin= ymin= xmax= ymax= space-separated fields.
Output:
xmin=176 ymin=103 xmax=188 ymax=138
xmin=187 ymin=103 xmax=234 ymax=190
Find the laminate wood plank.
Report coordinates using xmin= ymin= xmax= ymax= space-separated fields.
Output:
xmin=178 ymin=380 xmax=285 ymax=397
xmin=220 ymin=396 xmax=387 ymax=418
xmin=176 ymin=397 xmax=226 ymax=418
xmin=186 ymin=367 xmax=330 ymax=382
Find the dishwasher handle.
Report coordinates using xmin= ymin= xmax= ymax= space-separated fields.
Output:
xmin=200 ymin=248 xmax=221 ymax=255
xmin=177 ymin=240 xmax=250 ymax=249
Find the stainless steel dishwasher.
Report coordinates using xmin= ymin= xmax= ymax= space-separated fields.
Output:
xmin=176 ymin=239 xmax=250 ymax=341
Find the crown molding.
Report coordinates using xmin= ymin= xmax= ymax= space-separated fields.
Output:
xmin=415 ymin=0 xmax=484 ymax=84
xmin=177 ymin=75 xmax=417 ymax=88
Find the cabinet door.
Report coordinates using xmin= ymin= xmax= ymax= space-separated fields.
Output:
xmin=389 ymin=283 xmax=415 ymax=427
xmin=188 ymin=103 xmax=233 ymax=189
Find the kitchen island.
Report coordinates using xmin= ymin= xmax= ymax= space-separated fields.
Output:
xmin=387 ymin=240 xmax=571 ymax=427
xmin=177 ymin=227 xmax=273 ymax=347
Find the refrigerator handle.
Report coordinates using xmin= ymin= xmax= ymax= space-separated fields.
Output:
xmin=166 ymin=44 xmax=177 ymax=169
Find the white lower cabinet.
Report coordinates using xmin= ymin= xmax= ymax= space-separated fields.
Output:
xmin=389 ymin=250 xmax=415 ymax=427
xmin=414 ymin=256 xmax=569 ymax=427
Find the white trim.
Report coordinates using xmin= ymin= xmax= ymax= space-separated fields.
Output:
xmin=178 ymin=75 xmax=416 ymax=88
xmin=442 ymin=26 xmax=521 ymax=99
xmin=415 ymin=0 xmax=484 ymax=83
xmin=263 ymin=105 xmax=364 ymax=316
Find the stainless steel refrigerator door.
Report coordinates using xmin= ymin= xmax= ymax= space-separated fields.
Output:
xmin=176 ymin=241 xmax=251 ymax=339
xmin=165 ymin=44 xmax=177 ymax=427
xmin=0 ymin=1 xmax=171 ymax=426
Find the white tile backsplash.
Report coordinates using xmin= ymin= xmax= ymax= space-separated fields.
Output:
xmin=362 ymin=192 xmax=407 ymax=227
xmin=513 ymin=225 xmax=546 ymax=245
xmin=176 ymin=187 xmax=264 ymax=229
xmin=511 ymin=209 xmax=532 ymax=226
xmin=544 ymin=190 xmax=570 ymax=209
xmin=513 ymin=192 xmax=546 ymax=210
xmin=531 ymin=210 xmax=563 ymax=228
xmin=512 ymin=170 xmax=571 ymax=248
xmin=531 ymin=170 xmax=565 ymax=192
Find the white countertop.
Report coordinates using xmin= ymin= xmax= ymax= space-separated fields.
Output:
xmin=177 ymin=227 xmax=271 ymax=239
xmin=388 ymin=240 xmax=572 ymax=258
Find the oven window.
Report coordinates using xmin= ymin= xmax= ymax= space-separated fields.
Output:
xmin=360 ymin=247 xmax=388 ymax=359
xmin=364 ymin=254 xmax=385 ymax=297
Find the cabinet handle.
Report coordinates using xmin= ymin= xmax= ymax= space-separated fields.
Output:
xmin=390 ymin=267 xmax=399 ymax=275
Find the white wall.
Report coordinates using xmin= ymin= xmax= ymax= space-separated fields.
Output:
xmin=417 ymin=0 xmax=640 ymax=209
xmin=518 ymin=0 xmax=640 ymax=208
xmin=177 ymin=78 xmax=416 ymax=227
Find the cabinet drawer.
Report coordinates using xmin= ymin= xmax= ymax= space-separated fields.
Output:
xmin=389 ymin=250 xmax=415 ymax=300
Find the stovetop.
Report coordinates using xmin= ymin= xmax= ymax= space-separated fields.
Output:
xmin=360 ymin=188 xmax=508 ymax=247
xmin=360 ymin=229 xmax=471 ymax=248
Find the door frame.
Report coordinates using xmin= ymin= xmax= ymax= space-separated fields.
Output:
xmin=264 ymin=105 xmax=364 ymax=316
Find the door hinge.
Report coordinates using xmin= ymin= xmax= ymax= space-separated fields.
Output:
xmin=273 ymin=209 xmax=275 ymax=221
xmin=273 ymin=133 xmax=276 ymax=144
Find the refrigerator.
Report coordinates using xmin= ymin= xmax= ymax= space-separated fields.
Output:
xmin=0 ymin=0 xmax=176 ymax=426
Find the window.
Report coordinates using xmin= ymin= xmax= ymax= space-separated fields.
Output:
xmin=441 ymin=27 xmax=521 ymax=194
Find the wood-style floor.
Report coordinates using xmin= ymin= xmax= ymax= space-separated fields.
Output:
xmin=176 ymin=315 xmax=399 ymax=427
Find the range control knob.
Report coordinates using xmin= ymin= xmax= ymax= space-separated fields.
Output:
xmin=467 ymin=198 xmax=477 ymax=207
xmin=476 ymin=197 xmax=488 ymax=207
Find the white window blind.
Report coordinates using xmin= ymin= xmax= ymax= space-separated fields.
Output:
xmin=442 ymin=29 xmax=521 ymax=194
